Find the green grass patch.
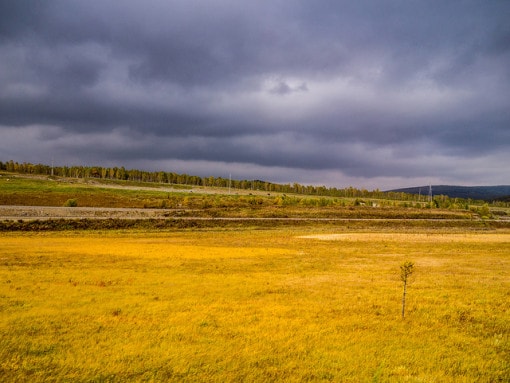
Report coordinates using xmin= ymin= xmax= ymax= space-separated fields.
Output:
xmin=0 ymin=175 xmax=183 ymax=208
xmin=0 ymin=174 xmax=481 ymax=220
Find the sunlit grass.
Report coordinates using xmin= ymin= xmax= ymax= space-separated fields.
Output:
xmin=1 ymin=228 xmax=509 ymax=381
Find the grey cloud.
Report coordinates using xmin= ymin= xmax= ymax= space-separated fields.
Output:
xmin=1 ymin=1 xmax=509 ymax=188
xmin=269 ymin=81 xmax=308 ymax=95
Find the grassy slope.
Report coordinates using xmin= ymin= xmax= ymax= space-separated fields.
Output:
xmin=0 ymin=229 xmax=509 ymax=382
xmin=0 ymin=173 xmax=479 ymax=221
xmin=0 ymin=173 xmax=180 ymax=208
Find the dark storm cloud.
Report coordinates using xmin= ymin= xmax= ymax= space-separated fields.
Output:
xmin=1 ymin=0 xmax=509 ymax=188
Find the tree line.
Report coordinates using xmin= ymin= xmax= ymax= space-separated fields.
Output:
xmin=0 ymin=160 xmax=492 ymax=208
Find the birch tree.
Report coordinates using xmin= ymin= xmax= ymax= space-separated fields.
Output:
xmin=400 ymin=261 xmax=414 ymax=319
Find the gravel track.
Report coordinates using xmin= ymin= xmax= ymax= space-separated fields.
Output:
xmin=1 ymin=205 xmax=500 ymax=224
xmin=0 ymin=205 xmax=187 ymax=220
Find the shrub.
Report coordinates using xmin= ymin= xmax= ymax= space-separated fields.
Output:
xmin=63 ymin=199 xmax=78 ymax=207
xmin=478 ymin=203 xmax=492 ymax=219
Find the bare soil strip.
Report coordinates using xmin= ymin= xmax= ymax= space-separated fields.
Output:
xmin=0 ymin=205 xmax=186 ymax=220
xmin=298 ymin=233 xmax=510 ymax=242
xmin=0 ymin=205 xmax=482 ymax=222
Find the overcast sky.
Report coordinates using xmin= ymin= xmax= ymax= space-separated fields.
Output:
xmin=1 ymin=1 xmax=509 ymax=189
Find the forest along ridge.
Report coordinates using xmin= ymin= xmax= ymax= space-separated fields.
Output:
xmin=1 ymin=170 xmax=509 ymax=224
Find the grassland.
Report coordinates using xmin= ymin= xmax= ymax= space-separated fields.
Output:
xmin=1 ymin=227 xmax=509 ymax=382
xmin=1 ymin=171 xmax=509 ymax=381
xmin=0 ymin=172 xmax=486 ymax=221
xmin=0 ymin=173 xmax=184 ymax=208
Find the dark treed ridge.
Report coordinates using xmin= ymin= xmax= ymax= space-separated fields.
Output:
xmin=2 ymin=160 xmax=509 ymax=209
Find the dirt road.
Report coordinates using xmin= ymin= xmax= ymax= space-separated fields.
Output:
xmin=0 ymin=205 xmax=499 ymax=224
xmin=0 ymin=205 xmax=187 ymax=220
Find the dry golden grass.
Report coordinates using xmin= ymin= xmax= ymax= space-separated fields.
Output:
xmin=1 ymin=228 xmax=509 ymax=382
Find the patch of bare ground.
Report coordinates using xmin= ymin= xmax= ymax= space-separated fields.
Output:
xmin=297 ymin=233 xmax=510 ymax=243
xmin=0 ymin=205 xmax=194 ymax=220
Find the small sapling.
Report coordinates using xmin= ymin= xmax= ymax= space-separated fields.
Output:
xmin=400 ymin=261 xmax=414 ymax=319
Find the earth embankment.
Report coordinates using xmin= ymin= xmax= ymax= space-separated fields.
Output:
xmin=0 ymin=205 xmax=186 ymax=220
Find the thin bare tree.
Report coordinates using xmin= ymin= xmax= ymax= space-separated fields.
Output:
xmin=400 ymin=261 xmax=414 ymax=319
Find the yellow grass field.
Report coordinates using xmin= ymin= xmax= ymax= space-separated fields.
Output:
xmin=1 ymin=228 xmax=509 ymax=382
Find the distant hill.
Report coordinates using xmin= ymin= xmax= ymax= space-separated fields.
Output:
xmin=388 ymin=185 xmax=510 ymax=201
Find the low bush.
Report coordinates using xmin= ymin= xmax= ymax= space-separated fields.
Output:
xmin=63 ymin=198 xmax=78 ymax=207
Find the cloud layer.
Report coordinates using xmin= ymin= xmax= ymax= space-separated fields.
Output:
xmin=1 ymin=1 xmax=509 ymax=189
